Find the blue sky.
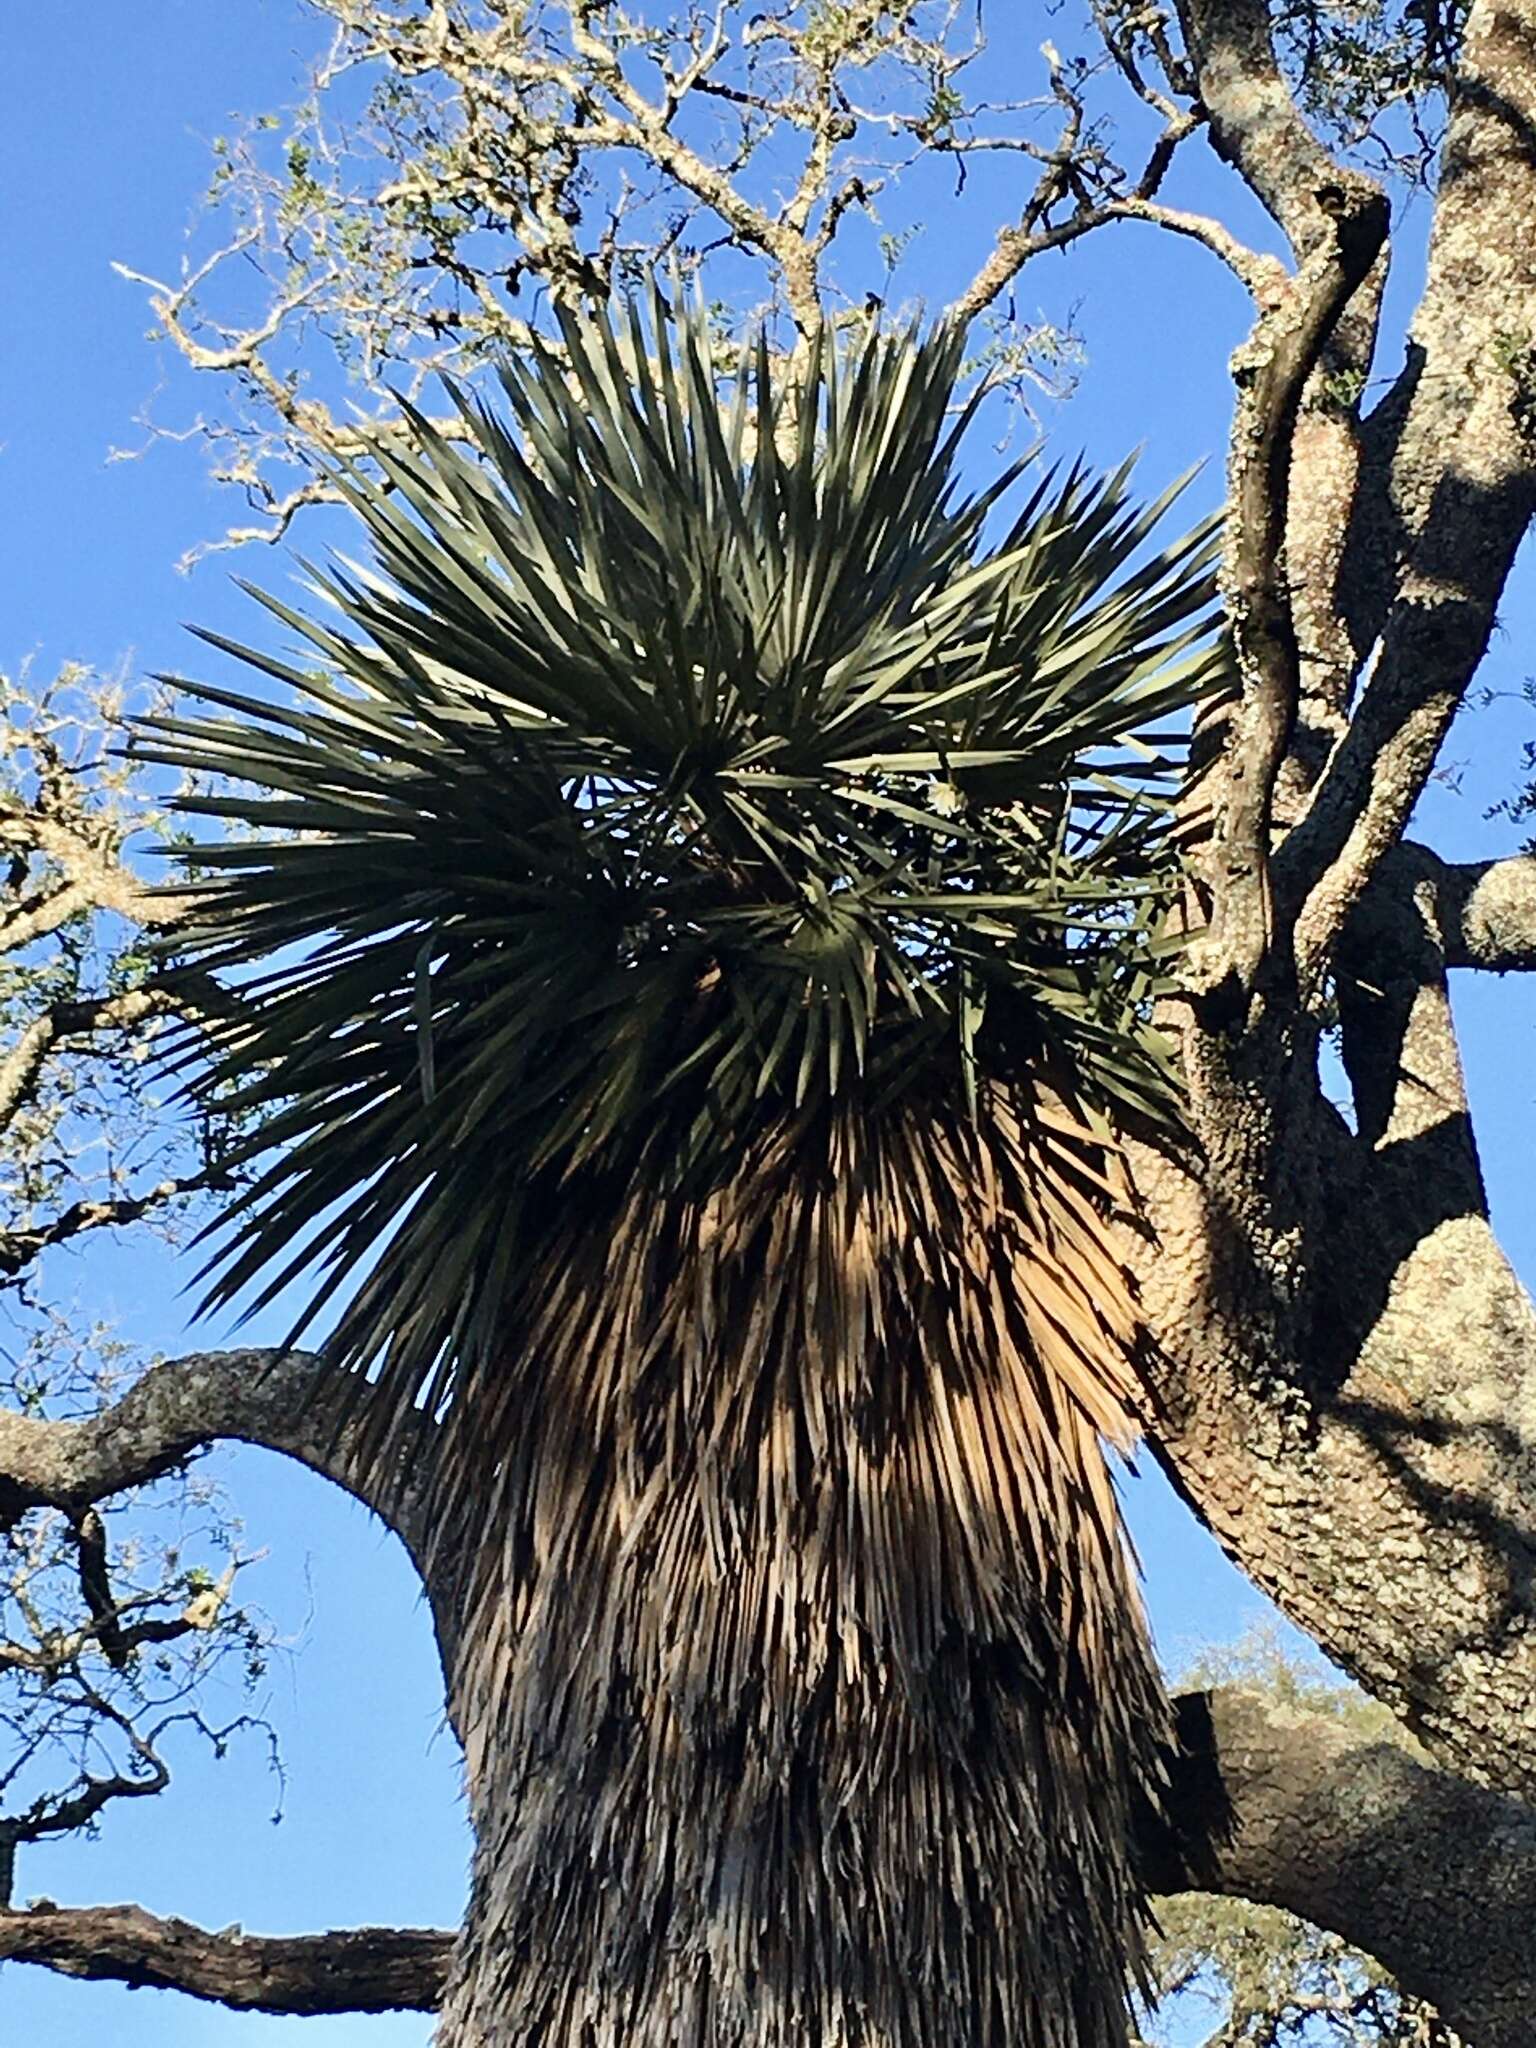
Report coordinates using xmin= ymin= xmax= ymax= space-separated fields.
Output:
xmin=4 ymin=6 xmax=1535 ymax=2043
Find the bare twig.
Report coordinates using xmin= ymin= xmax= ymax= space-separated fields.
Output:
xmin=0 ymin=989 xmax=185 ymax=1134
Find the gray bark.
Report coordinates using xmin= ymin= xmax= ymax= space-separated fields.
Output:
xmin=1139 ymin=0 xmax=1536 ymax=1811
xmin=0 ymin=1902 xmax=453 ymax=2014
xmin=0 ymin=1347 xmax=436 ymax=1574
xmin=1156 ymin=1688 xmax=1536 ymax=2048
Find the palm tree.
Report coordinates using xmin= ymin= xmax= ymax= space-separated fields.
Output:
xmin=139 ymin=295 xmax=1225 ymax=2048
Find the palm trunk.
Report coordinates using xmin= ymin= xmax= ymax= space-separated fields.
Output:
xmin=426 ymin=1100 xmax=1167 ymax=2048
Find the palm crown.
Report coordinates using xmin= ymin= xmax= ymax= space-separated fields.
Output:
xmin=141 ymin=296 xmax=1220 ymax=1443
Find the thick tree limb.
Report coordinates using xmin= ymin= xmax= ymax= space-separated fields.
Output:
xmin=1178 ymin=0 xmax=1371 ymax=258
xmin=1284 ymin=0 xmax=1536 ymax=987
xmin=1341 ymin=843 xmax=1536 ymax=974
xmin=0 ymin=1903 xmax=452 ymax=2014
xmin=1177 ymin=0 xmax=1392 ymax=764
xmin=1155 ymin=1687 xmax=1536 ymax=2048
xmin=0 ymin=1348 xmax=434 ymax=1564
xmin=1134 ymin=936 xmax=1536 ymax=1805
xmin=1435 ymin=852 xmax=1536 ymax=970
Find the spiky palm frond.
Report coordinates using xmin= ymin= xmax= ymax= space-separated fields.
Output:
xmin=142 ymin=297 xmax=1216 ymax=1435
xmin=137 ymin=293 xmax=1223 ymax=2048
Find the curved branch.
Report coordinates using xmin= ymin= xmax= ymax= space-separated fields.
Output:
xmin=0 ymin=1348 xmax=434 ymax=1562
xmin=0 ymin=1903 xmax=452 ymax=2014
xmin=1157 ymin=1686 xmax=1536 ymax=2048
xmin=1176 ymin=0 xmax=1378 ymax=260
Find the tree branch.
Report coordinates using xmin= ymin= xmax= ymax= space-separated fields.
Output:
xmin=1435 ymin=851 xmax=1536 ymax=970
xmin=945 ymin=47 xmax=1258 ymax=324
xmin=1283 ymin=0 xmax=1536 ymax=989
xmin=0 ymin=1349 xmax=434 ymax=1563
xmin=0 ymin=879 xmax=103 ymax=955
xmin=1156 ymin=1687 xmax=1536 ymax=2048
xmin=1177 ymin=0 xmax=1373 ymax=260
xmin=1342 ymin=841 xmax=1536 ymax=975
xmin=1170 ymin=0 xmax=1390 ymax=1004
xmin=0 ymin=986 xmax=191 ymax=1136
xmin=0 ymin=1903 xmax=452 ymax=2014
xmin=0 ymin=1178 xmax=216 ymax=1280
xmin=1198 ymin=185 xmax=1387 ymax=1002
xmin=0 ymin=811 xmax=186 ymax=931
xmin=1177 ymin=0 xmax=1394 ymax=774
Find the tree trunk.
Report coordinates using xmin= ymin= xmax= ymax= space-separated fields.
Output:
xmin=1124 ymin=0 xmax=1536 ymax=1805
xmin=420 ymin=1102 xmax=1169 ymax=2048
xmin=431 ymin=1499 xmax=1158 ymax=2048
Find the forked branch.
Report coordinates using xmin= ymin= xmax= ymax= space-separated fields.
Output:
xmin=1201 ymin=179 xmax=1387 ymax=1001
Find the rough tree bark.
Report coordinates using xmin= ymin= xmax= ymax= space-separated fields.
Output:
xmin=1125 ymin=0 xmax=1536 ymax=1818
xmin=0 ymin=1901 xmax=453 ymax=2015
